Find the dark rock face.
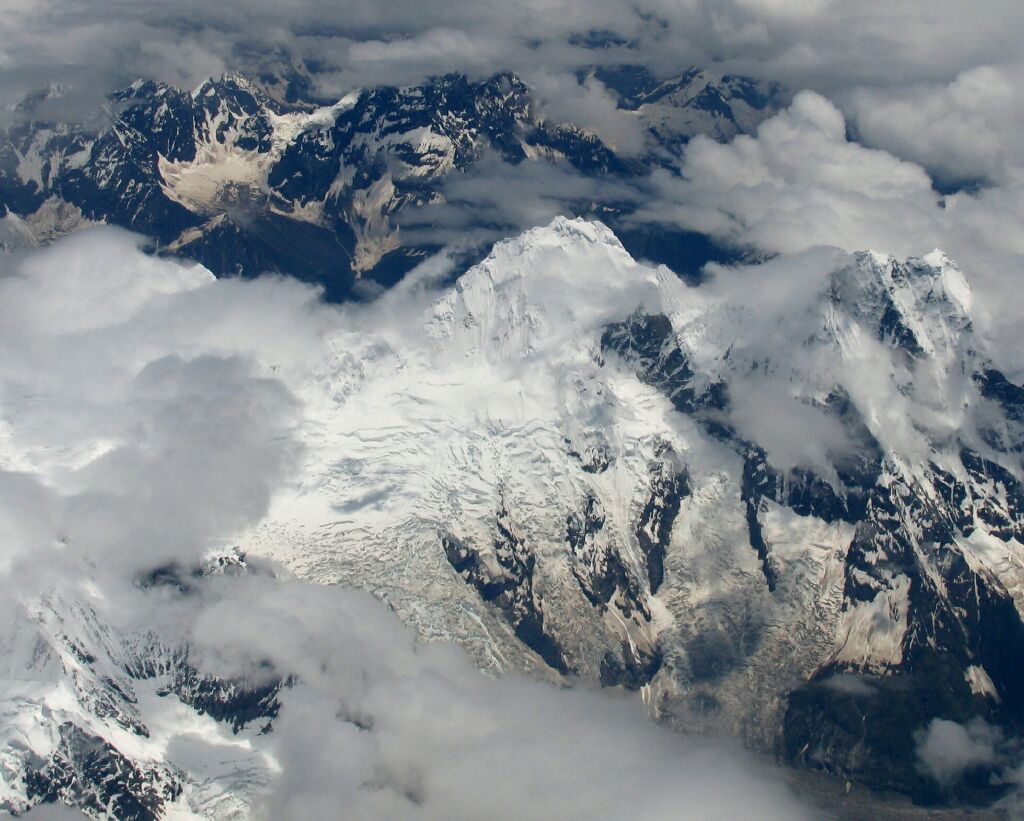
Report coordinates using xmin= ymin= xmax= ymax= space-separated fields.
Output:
xmin=975 ymin=369 xmax=1024 ymax=455
xmin=599 ymin=256 xmax=1024 ymax=805
xmin=782 ymin=454 xmax=1024 ymax=804
xmin=170 ymin=211 xmax=357 ymax=299
xmin=961 ymin=448 xmax=1024 ymax=540
xmin=22 ymin=646 xmax=288 ymax=818
xmin=783 ymin=669 xmax=989 ymax=803
xmin=24 ymin=722 xmax=181 ymax=821
xmin=741 ymin=446 xmax=863 ymax=591
xmin=566 ymin=495 xmax=639 ymax=614
xmin=601 ymin=311 xmax=726 ymax=416
xmin=443 ymin=482 xmax=675 ymax=688
xmin=761 ymin=442 xmax=1024 ymax=803
xmin=129 ymin=649 xmax=289 ymax=734
xmin=566 ymin=494 xmax=665 ymax=690
xmin=564 ymin=491 xmax=664 ymax=689
xmin=442 ymin=500 xmax=570 ymax=674
xmin=163 ymin=666 xmax=287 ymax=734
xmin=599 ymin=644 xmax=663 ymax=690
xmin=565 ymin=435 xmax=613 ymax=473
xmin=744 ymin=450 xmax=859 ymax=525
xmin=637 ymin=463 xmax=689 ymax=594
xmin=977 ymin=369 xmax=1024 ymax=424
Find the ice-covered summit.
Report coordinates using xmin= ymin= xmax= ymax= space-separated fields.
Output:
xmin=428 ymin=217 xmax=664 ymax=363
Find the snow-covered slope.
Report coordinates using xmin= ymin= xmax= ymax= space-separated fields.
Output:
xmin=239 ymin=218 xmax=684 ymax=684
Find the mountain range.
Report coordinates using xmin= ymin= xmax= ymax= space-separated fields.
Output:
xmin=0 ymin=68 xmax=779 ymax=298
xmin=1 ymin=69 xmax=1022 ymax=818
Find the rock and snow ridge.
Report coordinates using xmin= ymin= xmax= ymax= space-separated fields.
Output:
xmin=0 ymin=70 xmax=777 ymax=299
xmin=1 ymin=217 xmax=1023 ymax=816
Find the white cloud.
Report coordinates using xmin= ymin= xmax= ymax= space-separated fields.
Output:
xmin=915 ymin=717 xmax=1007 ymax=786
xmin=525 ymin=71 xmax=648 ymax=155
xmin=396 ymin=153 xmax=641 ymax=252
xmin=819 ymin=674 xmax=876 ymax=697
xmin=635 ymin=91 xmax=939 ymax=257
xmin=0 ymin=232 xmax=318 ymax=573
xmin=188 ymin=577 xmax=816 ymax=820
xmin=848 ymin=63 xmax=1024 ymax=186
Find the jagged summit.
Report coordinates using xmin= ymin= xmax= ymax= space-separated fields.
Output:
xmin=592 ymin=64 xmax=785 ymax=150
xmin=428 ymin=217 xmax=662 ymax=363
xmin=0 ymin=69 xmax=777 ymax=298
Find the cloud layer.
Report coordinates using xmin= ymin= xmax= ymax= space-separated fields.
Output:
xmin=4 ymin=0 xmax=1023 ymax=95
xmin=2 ymin=2 xmax=1023 ymax=814
xmin=4 ymin=0 xmax=1024 ymax=183
xmin=915 ymin=718 xmax=1009 ymax=787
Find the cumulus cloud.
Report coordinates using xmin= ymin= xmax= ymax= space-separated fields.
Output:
xmin=186 ymin=577 xmax=816 ymax=820
xmin=819 ymin=674 xmax=876 ymax=697
xmin=915 ymin=718 xmax=1009 ymax=787
xmin=0 ymin=230 xmax=322 ymax=576
xmin=634 ymin=91 xmax=939 ymax=257
xmin=847 ymin=63 xmax=1024 ymax=188
xmin=397 ymin=154 xmax=640 ymax=249
xmin=0 ymin=229 xmax=816 ymax=818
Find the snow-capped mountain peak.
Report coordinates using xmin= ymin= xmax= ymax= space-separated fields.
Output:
xmin=0 ymin=216 xmax=1022 ymax=814
xmin=427 ymin=217 xmax=663 ymax=363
